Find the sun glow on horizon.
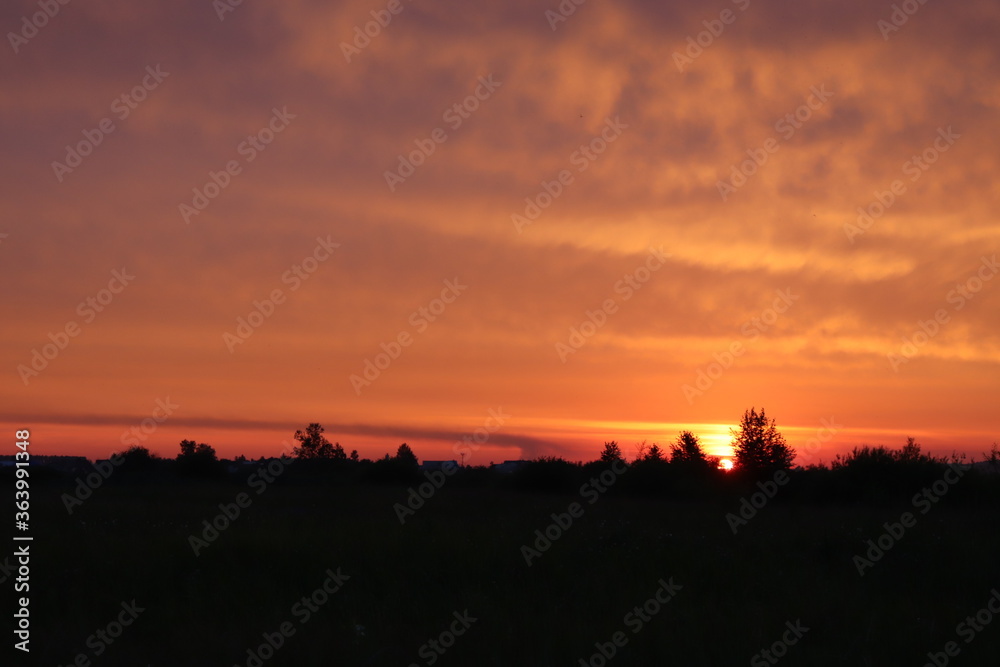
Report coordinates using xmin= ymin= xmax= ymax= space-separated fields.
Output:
xmin=688 ymin=424 xmax=735 ymax=458
xmin=513 ymin=417 xmax=738 ymax=457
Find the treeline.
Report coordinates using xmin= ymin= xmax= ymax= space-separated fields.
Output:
xmin=21 ymin=410 xmax=1000 ymax=505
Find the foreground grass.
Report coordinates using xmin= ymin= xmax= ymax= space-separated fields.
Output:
xmin=25 ymin=479 xmax=1000 ymax=666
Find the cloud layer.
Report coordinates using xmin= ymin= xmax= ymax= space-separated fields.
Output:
xmin=2 ymin=0 xmax=997 ymax=461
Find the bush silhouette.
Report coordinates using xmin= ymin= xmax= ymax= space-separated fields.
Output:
xmin=176 ymin=440 xmax=221 ymax=477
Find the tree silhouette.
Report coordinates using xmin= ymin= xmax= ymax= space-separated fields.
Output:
xmin=898 ymin=436 xmax=934 ymax=464
xmin=395 ymin=443 xmax=418 ymax=468
xmin=670 ymin=431 xmax=711 ymax=468
xmin=644 ymin=443 xmax=664 ymax=462
xmin=293 ymin=423 xmax=346 ymax=459
xmin=732 ymin=408 xmax=795 ymax=471
xmin=633 ymin=440 xmax=649 ymax=461
xmin=984 ymin=443 xmax=1000 ymax=472
xmin=112 ymin=445 xmax=160 ymax=472
xmin=833 ymin=438 xmax=939 ymax=470
xmin=179 ymin=439 xmax=216 ymax=460
xmin=600 ymin=441 xmax=624 ymax=464
xmin=176 ymin=439 xmax=219 ymax=476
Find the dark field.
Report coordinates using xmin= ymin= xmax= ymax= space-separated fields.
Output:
xmin=22 ymin=477 xmax=1000 ymax=666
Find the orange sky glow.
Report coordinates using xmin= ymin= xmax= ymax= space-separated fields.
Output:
xmin=2 ymin=0 xmax=997 ymax=464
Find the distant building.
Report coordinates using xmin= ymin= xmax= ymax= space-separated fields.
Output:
xmin=420 ymin=460 xmax=459 ymax=472
xmin=491 ymin=460 xmax=529 ymax=474
xmin=11 ymin=455 xmax=92 ymax=475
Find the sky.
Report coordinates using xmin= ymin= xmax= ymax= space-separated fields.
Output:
xmin=1 ymin=0 xmax=998 ymax=465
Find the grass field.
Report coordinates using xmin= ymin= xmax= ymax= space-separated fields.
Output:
xmin=25 ymin=475 xmax=1000 ymax=666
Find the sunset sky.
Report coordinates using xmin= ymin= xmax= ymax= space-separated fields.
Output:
xmin=2 ymin=0 xmax=997 ymax=465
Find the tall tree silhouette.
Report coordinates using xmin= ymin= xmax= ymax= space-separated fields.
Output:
xmin=293 ymin=423 xmax=345 ymax=459
xmin=600 ymin=441 xmax=624 ymax=464
xmin=732 ymin=408 xmax=795 ymax=471
xmin=395 ymin=443 xmax=418 ymax=468
xmin=670 ymin=431 xmax=711 ymax=468
xmin=644 ymin=443 xmax=664 ymax=462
